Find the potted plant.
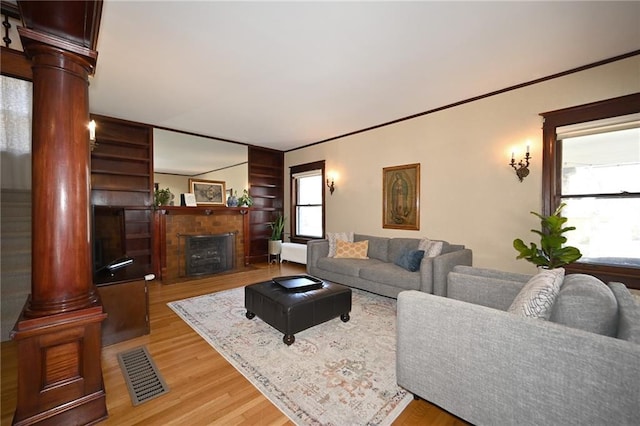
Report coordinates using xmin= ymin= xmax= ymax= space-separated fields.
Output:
xmin=513 ymin=203 xmax=582 ymax=269
xmin=268 ymin=213 xmax=286 ymax=256
xmin=154 ymin=187 xmax=172 ymax=206
xmin=237 ymin=189 xmax=253 ymax=207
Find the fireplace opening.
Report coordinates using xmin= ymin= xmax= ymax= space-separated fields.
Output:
xmin=183 ymin=233 xmax=235 ymax=277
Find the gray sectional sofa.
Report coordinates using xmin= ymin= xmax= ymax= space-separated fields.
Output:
xmin=306 ymin=234 xmax=472 ymax=298
xmin=397 ymin=265 xmax=640 ymax=425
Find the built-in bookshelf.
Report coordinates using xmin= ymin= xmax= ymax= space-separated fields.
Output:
xmin=90 ymin=114 xmax=154 ymax=272
xmin=248 ymin=147 xmax=284 ymax=263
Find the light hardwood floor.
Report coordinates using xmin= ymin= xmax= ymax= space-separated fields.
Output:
xmin=1 ymin=262 xmax=467 ymax=426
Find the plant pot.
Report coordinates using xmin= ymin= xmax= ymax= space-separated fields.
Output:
xmin=268 ymin=240 xmax=282 ymax=255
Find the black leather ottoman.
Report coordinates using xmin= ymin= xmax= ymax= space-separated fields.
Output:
xmin=244 ymin=278 xmax=352 ymax=345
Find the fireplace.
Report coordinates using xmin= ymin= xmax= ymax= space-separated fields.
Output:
xmin=183 ymin=233 xmax=235 ymax=277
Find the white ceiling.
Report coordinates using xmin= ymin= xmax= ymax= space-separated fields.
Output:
xmin=88 ymin=1 xmax=640 ymax=156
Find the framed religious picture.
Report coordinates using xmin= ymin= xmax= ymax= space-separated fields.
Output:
xmin=382 ymin=163 xmax=420 ymax=230
xmin=188 ymin=179 xmax=226 ymax=205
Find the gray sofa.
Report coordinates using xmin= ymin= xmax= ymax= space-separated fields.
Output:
xmin=396 ymin=265 xmax=640 ymax=425
xmin=307 ymin=234 xmax=472 ymax=298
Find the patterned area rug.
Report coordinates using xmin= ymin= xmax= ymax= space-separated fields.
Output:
xmin=168 ymin=287 xmax=412 ymax=425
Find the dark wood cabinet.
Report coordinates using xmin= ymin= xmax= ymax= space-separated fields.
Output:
xmin=97 ymin=277 xmax=149 ymax=346
xmin=90 ymin=115 xmax=153 ymax=344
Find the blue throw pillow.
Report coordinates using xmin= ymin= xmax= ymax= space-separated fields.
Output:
xmin=394 ymin=249 xmax=425 ymax=272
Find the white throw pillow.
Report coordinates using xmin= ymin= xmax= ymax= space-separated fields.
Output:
xmin=418 ymin=238 xmax=444 ymax=258
xmin=327 ymin=232 xmax=354 ymax=257
xmin=507 ymin=268 xmax=565 ymax=320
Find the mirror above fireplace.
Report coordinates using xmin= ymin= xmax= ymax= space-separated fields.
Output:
xmin=153 ymin=128 xmax=248 ymax=204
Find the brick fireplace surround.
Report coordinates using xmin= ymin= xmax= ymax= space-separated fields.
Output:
xmin=154 ymin=206 xmax=250 ymax=283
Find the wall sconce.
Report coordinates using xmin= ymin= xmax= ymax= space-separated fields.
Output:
xmin=88 ymin=120 xmax=97 ymax=151
xmin=326 ymin=176 xmax=335 ymax=195
xmin=509 ymin=145 xmax=531 ymax=182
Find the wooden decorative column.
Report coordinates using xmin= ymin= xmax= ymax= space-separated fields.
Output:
xmin=10 ymin=2 xmax=107 ymax=424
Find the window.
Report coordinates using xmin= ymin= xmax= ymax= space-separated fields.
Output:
xmin=559 ymin=120 xmax=640 ymax=265
xmin=541 ymin=93 xmax=640 ymax=287
xmin=1 ymin=75 xmax=32 ymax=189
xmin=290 ymin=160 xmax=325 ymax=242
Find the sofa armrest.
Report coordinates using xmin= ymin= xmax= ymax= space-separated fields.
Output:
xmin=430 ymin=248 xmax=472 ymax=296
xmin=306 ymin=239 xmax=329 ymax=275
xmin=447 ymin=270 xmax=526 ymax=311
xmin=397 ymin=291 xmax=640 ymax=426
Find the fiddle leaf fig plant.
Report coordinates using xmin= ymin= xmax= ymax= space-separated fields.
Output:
xmin=513 ymin=203 xmax=582 ymax=269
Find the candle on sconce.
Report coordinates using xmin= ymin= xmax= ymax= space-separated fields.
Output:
xmin=509 ymin=143 xmax=532 ymax=182
xmin=88 ymin=120 xmax=96 ymax=141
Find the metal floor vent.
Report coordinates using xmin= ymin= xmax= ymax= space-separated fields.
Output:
xmin=117 ymin=346 xmax=169 ymax=406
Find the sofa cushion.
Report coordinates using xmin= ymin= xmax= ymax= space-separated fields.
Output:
xmin=389 ymin=238 xmax=420 ymax=264
xmin=355 ymin=234 xmax=389 ymax=262
xmin=549 ymin=274 xmax=618 ymax=337
xmin=507 ymin=268 xmax=565 ymax=320
xmin=334 ymin=240 xmax=369 ymax=259
xmin=359 ymin=263 xmax=421 ymax=291
xmin=327 ymin=232 xmax=354 ymax=257
xmin=394 ymin=249 xmax=425 ymax=272
xmin=317 ymin=257 xmax=381 ymax=277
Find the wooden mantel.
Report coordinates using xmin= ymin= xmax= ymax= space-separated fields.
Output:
xmin=153 ymin=206 xmax=250 ymax=282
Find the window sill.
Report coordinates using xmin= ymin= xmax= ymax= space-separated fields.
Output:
xmin=565 ymin=261 xmax=640 ymax=290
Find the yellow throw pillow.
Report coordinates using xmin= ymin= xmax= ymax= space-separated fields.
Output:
xmin=334 ymin=239 xmax=369 ymax=259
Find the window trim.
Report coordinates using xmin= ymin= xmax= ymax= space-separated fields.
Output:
xmin=540 ymin=93 xmax=640 ymax=216
xmin=540 ymin=92 xmax=640 ymax=289
xmin=289 ymin=160 xmax=325 ymax=243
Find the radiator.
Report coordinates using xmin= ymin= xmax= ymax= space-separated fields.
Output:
xmin=281 ymin=242 xmax=307 ymax=265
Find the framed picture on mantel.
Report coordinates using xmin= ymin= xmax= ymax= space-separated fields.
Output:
xmin=188 ymin=179 xmax=226 ymax=206
xmin=382 ymin=163 xmax=420 ymax=230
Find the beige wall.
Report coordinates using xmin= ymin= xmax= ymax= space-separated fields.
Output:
xmin=284 ymin=55 xmax=640 ymax=275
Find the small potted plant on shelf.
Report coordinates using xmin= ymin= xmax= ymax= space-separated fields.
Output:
xmin=237 ymin=189 xmax=253 ymax=207
xmin=513 ymin=203 xmax=582 ymax=269
xmin=268 ymin=213 xmax=286 ymax=256
xmin=154 ymin=187 xmax=172 ymax=206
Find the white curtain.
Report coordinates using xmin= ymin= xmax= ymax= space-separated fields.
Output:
xmin=1 ymin=75 xmax=32 ymax=189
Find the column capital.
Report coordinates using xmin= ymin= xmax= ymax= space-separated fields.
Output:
xmin=18 ymin=26 xmax=97 ymax=75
